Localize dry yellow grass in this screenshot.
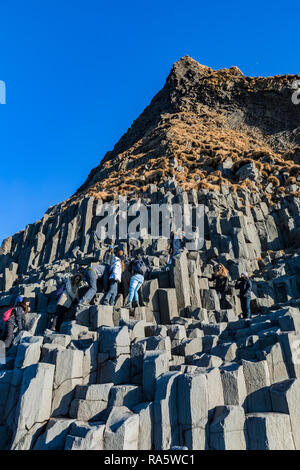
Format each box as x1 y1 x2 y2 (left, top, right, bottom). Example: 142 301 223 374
267 175 280 187
81 107 299 201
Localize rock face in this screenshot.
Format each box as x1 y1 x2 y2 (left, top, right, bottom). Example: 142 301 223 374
0 56 300 450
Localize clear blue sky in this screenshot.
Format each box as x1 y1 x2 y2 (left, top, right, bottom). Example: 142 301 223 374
0 0 299 245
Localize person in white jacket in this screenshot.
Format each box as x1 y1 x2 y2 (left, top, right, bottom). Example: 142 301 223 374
102 256 123 306
51 274 82 331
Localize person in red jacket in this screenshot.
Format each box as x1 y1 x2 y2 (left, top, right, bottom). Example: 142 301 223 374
3 297 30 349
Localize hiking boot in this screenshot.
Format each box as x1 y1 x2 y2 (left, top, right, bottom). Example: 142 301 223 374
124 302 132 309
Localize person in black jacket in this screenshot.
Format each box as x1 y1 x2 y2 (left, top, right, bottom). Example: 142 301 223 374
235 272 252 319
102 245 115 292
211 264 229 309
3 297 30 349
169 230 185 263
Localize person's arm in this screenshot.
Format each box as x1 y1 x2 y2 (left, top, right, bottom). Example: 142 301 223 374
224 277 229 291
235 279 241 289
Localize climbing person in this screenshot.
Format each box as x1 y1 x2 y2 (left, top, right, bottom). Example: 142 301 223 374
171 230 185 256
129 255 148 307
50 273 82 331
103 245 115 292
235 272 252 319
77 264 106 308
168 230 185 264
102 255 123 306
211 264 229 309
103 245 115 265
3 297 30 349
124 255 148 308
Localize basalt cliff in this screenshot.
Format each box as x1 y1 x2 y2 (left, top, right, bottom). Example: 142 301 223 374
0 56 300 451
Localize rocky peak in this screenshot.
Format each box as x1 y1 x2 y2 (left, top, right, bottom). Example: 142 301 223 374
72 57 299 204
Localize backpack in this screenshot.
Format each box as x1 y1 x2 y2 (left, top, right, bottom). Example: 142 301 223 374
3 308 14 322
132 259 147 276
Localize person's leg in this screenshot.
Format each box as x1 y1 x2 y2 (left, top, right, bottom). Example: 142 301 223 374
102 290 110 305
67 303 77 321
240 297 246 319
102 279 113 305
109 281 118 306
133 284 139 304
50 305 63 331
217 291 221 308
56 306 67 332
134 278 143 304
220 290 226 309
103 265 110 292
81 270 97 304
128 275 139 304
4 321 15 349
50 314 58 331
138 283 145 306
122 271 131 298
173 239 181 256
246 296 251 319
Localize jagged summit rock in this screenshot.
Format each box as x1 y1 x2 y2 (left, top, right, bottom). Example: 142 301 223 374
72 56 299 203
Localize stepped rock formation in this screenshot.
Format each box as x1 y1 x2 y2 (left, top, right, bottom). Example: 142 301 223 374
0 56 300 450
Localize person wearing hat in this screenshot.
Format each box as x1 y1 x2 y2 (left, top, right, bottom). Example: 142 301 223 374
235 272 252 319
3 296 30 349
